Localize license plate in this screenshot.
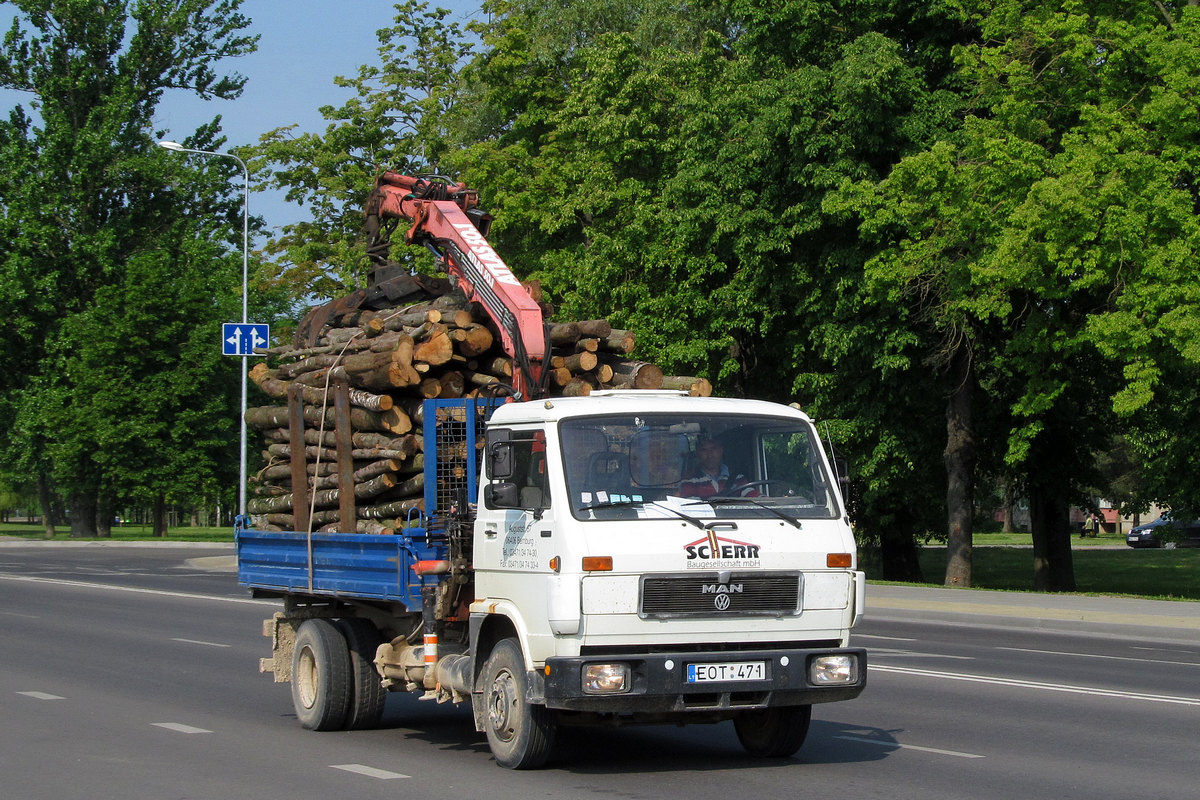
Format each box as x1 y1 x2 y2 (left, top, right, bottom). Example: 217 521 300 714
686 661 767 683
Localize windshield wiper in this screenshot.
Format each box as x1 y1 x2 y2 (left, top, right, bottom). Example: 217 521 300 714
579 498 707 529
685 497 803 529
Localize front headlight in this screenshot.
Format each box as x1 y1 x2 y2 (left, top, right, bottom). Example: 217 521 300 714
809 654 859 685
582 663 630 694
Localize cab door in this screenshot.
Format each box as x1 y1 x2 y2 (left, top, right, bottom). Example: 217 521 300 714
475 428 571 630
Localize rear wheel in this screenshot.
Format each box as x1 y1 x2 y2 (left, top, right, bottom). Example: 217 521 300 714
733 705 812 758
482 638 556 769
291 618 352 731
335 618 387 730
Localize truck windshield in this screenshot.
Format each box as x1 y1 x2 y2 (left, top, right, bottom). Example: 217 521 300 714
560 413 840 523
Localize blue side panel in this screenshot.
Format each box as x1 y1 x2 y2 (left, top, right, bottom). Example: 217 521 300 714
236 529 435 606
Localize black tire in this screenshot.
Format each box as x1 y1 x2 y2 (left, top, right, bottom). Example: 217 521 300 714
481 638 556 769
291 618 352 731
335 618 387 730
733 705 812 758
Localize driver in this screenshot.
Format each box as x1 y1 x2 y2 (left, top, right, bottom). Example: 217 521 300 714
677 436 757 499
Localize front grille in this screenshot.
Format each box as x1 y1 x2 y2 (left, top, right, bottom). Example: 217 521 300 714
640 572 802 619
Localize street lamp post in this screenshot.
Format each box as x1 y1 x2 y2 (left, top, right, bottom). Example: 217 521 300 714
158 140 252 524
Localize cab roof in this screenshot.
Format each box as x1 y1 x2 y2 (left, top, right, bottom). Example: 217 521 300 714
487 391 813 426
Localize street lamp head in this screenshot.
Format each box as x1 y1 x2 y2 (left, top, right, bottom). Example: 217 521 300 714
157 140 185 152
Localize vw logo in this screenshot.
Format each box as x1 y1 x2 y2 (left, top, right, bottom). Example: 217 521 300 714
713 593 731 611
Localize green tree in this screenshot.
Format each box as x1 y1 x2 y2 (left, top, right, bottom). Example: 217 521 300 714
250 0 476 302
832 2 1200 589
0 0 258 537
456 2 969 579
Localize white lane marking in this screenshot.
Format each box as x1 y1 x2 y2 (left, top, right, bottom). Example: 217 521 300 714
868 647 974 660
1 610 40 619
834 734 984 759
18 691 66 700
0 573 270 605
998 646 1200 667
853 634 918 642
152 723 212 734
1131 646 1195 654
871 664 1200 706
330 764 410 779
171 638 232 648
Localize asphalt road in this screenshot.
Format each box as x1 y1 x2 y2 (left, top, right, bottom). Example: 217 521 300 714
1 541 1196 799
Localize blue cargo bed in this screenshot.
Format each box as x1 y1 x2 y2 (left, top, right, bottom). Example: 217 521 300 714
237 529 433 605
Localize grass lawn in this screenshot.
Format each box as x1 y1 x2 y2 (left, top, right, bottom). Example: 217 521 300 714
0 521 234 543
892 540 1200 602
970 530 1129 548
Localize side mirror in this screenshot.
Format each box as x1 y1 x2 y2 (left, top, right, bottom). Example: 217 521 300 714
832 455 848 479
488 441 514 480
485 482 520 509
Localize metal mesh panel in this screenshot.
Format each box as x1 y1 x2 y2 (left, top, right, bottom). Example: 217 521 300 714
424 399 493 520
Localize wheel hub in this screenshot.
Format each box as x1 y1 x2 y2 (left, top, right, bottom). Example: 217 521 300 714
487 667 518 742
296 646 317 709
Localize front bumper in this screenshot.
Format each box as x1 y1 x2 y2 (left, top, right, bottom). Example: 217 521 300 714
542 646 866 714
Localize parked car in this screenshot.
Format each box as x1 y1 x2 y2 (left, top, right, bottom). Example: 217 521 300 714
1126 513 1200 549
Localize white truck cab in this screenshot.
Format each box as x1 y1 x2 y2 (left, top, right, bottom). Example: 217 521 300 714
469 391 866 766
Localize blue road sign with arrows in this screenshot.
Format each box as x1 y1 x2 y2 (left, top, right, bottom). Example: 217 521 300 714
223 323 269 356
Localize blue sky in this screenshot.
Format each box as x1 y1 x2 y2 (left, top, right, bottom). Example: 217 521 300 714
2 0 484 234
159 0 485 233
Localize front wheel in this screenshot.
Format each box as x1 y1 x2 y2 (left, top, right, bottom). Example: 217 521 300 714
733 705 812 758
481 638 556 769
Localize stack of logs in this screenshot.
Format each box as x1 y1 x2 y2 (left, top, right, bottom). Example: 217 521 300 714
245 289 712 534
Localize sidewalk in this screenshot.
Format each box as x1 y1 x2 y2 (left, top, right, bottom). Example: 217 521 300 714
867 583 1200 645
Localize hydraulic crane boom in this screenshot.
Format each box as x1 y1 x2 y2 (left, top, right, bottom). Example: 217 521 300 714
364 173 547 400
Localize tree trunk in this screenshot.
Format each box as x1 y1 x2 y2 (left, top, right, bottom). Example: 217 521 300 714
68 490 98 539
96 496 114 538
412 324 454 365
659 375 714 396
1001 483 1015 533
1028 484 1076 591
943 343 976 588
246 403 412 436
152 494 168 537
250 363 394 411
600 330 636 354
37 473 56 539
602 359 664 389
450 323 494 357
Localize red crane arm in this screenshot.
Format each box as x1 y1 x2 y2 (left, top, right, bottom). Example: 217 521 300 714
365 173 547 399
